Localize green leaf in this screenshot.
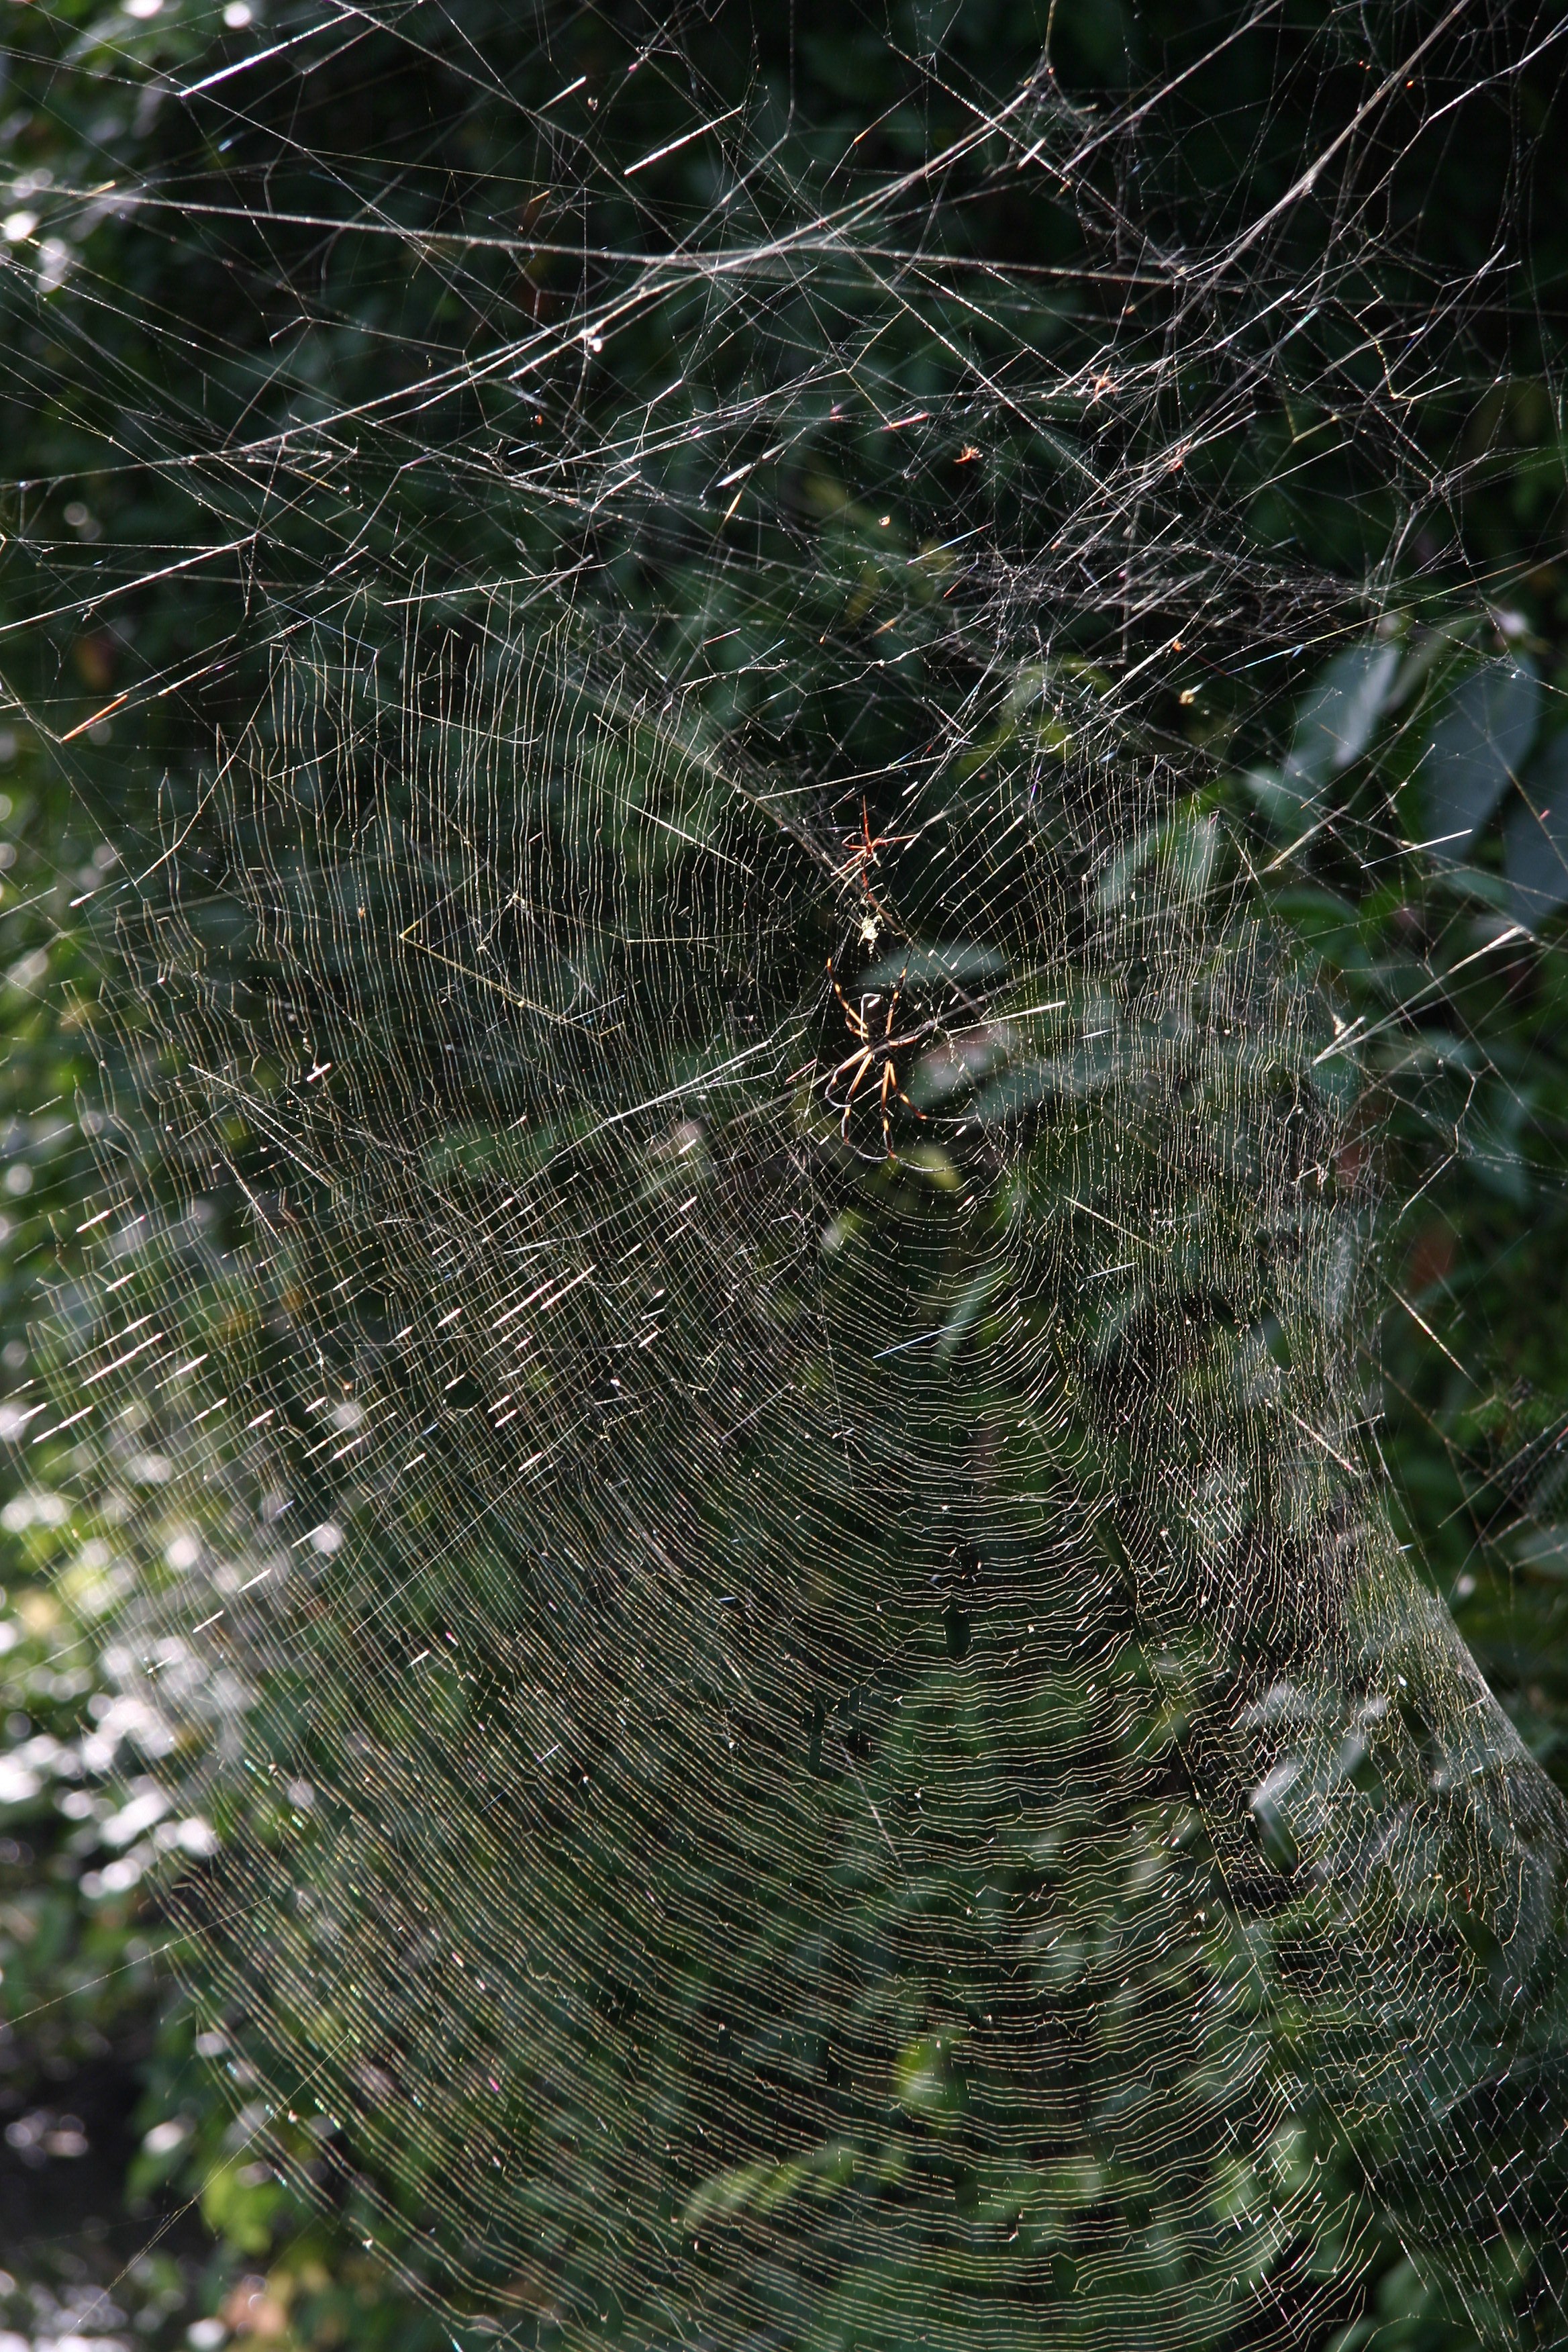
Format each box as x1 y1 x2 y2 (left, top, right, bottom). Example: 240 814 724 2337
683 2140 857 2226
1268 885 1361 964
892 2033 965 2120
1416 656 1540 863
934 1265 1003 1360
861 942 1010 989
1242 645 1400 834
1249 1763 1302 1874
1513 1526 1568 1583
1284 642 1400 789
1095 803 1220 912
1504 727 1568 924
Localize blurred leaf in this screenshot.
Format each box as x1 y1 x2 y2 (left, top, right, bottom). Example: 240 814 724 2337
891 2033 965 2120
861 942 1009 989
1249 1763 1302 1874
201 2160 285 2255
1514 1526 1568 1583
934 1265 1003 1360
1095 802 1220 911
1242 645 1400 835
1505 728 1568 925
1285 642 1400 789
1416 656 1540 863
684 2140 856 2226
1269 885 1362 965
1238 763 1306 832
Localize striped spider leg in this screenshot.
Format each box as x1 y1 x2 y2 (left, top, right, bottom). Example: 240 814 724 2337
822 955 938 1159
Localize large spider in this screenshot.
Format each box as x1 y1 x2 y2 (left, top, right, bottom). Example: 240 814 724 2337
822 955 938 1159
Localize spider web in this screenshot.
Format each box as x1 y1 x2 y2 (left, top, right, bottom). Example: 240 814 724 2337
5 1 1568 2345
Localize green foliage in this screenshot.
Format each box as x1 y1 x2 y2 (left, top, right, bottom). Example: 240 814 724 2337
0 5 1565 2351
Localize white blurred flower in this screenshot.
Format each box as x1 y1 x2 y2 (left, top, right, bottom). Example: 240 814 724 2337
0 1758 40 1805
3 1491 68 1531
101 1786 169 1847
37 238 72 295
83 1852 147 1897
309 1520 342 1554
81 1692 173 1773
1 211 37 244
153 1813 217 1857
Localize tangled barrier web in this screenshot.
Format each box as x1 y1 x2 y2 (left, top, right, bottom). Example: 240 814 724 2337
7 0 1568 2343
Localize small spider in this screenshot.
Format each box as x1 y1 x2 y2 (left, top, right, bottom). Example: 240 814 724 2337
834 796 915 892
822 955 938 1159
832 799 916 949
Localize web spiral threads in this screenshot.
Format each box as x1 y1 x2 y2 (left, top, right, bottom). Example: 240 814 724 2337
21 7 1568 2343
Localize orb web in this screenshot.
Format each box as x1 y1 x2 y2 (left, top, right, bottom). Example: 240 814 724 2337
6 2 1568 2345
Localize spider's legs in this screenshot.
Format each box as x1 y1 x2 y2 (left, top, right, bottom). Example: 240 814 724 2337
834 1048 875 1142
826 956 869 1040
881 1018 939 1056
876 1057 927 1157
825 1044 874 1095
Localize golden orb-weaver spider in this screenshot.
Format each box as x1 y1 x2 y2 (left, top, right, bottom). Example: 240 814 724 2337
822 956 938 1159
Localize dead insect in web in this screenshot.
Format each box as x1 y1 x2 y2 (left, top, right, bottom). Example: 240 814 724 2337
821 955 938 1160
